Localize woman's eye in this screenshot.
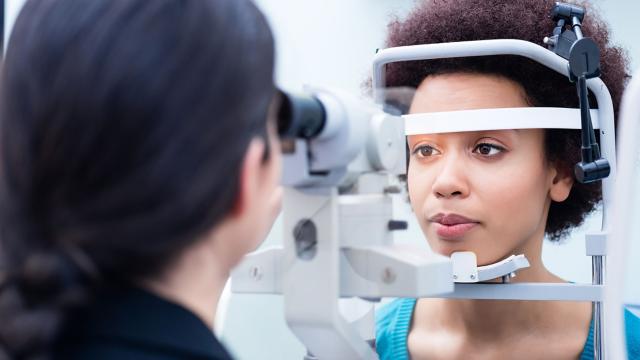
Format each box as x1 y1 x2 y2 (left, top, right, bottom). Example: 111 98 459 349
473 143 504 156
413 145 440 157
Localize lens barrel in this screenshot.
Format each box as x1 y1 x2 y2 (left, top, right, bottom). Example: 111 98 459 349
277 92 326 139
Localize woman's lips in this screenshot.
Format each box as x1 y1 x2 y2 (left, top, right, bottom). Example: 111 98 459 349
428 213 479 240
433 222 477 239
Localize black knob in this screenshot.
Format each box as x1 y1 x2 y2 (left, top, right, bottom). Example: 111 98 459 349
388 220 408 231
574 159 610 184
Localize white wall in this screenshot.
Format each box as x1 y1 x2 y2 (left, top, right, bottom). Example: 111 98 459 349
3 0 23 51
596 0 640 307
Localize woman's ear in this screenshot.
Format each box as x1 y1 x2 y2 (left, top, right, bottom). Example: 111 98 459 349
232 134 281 219
230 138 266 218
549 163 574 202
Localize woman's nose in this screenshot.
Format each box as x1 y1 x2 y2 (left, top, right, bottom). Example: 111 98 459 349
431 155 469 199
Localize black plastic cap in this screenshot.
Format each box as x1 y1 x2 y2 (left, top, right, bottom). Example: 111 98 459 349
552 2 585 22
574 158 611 184
388 220 409 231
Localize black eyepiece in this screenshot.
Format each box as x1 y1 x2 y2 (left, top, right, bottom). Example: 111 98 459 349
277 91 326 139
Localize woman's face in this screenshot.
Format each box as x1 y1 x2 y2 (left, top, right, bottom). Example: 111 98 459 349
407 73 573 265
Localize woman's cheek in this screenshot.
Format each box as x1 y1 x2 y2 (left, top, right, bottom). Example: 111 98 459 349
407 166 432 210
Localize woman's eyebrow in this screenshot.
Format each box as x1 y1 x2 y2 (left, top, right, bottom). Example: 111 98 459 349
474 129 519 143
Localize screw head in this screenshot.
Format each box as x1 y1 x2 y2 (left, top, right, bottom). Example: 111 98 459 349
250 266 262 281
382 267 396 284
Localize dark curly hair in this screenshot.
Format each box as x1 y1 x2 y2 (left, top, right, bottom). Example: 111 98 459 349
384 0 630 240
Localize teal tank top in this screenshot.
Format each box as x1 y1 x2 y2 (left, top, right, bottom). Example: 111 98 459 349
375 298 640 359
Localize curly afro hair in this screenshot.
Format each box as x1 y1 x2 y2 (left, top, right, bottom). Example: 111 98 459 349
384 0 630 241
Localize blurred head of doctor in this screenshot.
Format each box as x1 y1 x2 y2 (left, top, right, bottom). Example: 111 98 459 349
0 0 280 357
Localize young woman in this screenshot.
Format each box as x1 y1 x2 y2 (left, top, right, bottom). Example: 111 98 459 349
375 0 639 359
0 0 281 359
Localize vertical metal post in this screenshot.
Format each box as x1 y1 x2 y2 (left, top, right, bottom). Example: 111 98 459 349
593 255 605 360
283 188 378 360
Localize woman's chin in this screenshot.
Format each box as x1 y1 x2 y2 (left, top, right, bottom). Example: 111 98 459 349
429 240 508 266
428 233 473 250
428 241 473 257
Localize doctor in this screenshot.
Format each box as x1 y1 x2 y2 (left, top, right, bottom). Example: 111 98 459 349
0 0 281 359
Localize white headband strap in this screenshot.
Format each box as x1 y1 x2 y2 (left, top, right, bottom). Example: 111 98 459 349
403 107 599 135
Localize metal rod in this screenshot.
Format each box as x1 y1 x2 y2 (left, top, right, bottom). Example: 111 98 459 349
593 255 605 360
432 283 603 302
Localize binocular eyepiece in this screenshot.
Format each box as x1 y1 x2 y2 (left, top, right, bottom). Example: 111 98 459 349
552 2 585 23
277 91 326 139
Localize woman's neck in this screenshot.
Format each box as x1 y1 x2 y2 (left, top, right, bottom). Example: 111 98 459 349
415 234 586 340
432 263 565 337
140 234 230 332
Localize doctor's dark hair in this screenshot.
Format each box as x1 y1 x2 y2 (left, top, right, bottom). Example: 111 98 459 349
0 0 275 358
384 0 629 241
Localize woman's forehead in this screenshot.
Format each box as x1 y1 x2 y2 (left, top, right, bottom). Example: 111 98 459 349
409 73 530 114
